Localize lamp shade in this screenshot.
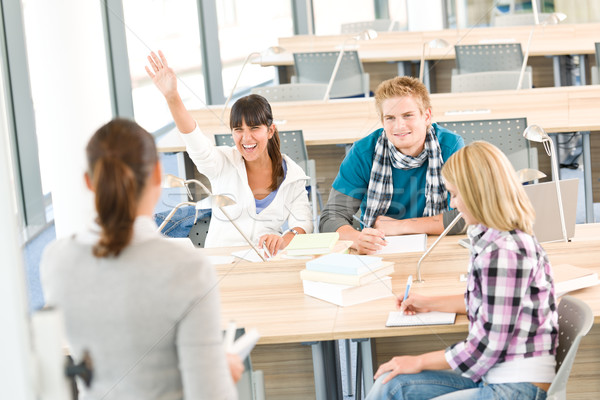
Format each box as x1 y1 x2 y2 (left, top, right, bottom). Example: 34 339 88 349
523 124 551 143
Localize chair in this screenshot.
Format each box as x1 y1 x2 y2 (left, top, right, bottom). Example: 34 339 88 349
450 70 532 92
187 213 211 248
592 42 599 85
437 118 538 172
291 51 370 98
250 83 327 102
214 130 321 232
454 43 524 74
340 19 398 34
546 295 593 400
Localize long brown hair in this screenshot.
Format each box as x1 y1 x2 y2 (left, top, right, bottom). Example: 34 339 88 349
229 94 284 191
86 119 158 257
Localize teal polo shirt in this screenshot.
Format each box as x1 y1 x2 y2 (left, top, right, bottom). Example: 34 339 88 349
332 123 464 220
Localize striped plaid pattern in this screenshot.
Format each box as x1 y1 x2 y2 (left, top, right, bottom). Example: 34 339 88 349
363 126 448 227
445 224 559 382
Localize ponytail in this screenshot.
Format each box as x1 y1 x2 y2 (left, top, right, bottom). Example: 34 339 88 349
91 157 138 257
267 125 284 191
86 119 158 258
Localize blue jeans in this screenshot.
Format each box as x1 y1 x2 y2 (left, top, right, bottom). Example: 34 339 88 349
365 370 547 400
154 205 211 238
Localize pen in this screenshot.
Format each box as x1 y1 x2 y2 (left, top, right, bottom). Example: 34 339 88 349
403 275 413 302
352 214 371 229
262 241 272 259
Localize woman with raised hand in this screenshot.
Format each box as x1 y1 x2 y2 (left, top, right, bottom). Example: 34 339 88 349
366 141 558 400
41 119 241 399
146 51 312 256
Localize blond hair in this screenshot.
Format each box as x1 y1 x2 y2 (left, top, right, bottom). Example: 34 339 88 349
374 76 432 120
441 141 535 234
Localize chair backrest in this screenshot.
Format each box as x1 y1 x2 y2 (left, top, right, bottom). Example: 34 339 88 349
437 118 537 171
187 213 211 248
546 295 594 400
340 19 397 33
451 70 532 92
454 43 523 74
492 12 555 26
251 83 327 102
214 130 310 174
293 51 367 98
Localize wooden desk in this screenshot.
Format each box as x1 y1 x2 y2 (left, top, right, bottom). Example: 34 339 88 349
157 85 600 220
259 23 600 66
206 224 600 399
258 23 600 91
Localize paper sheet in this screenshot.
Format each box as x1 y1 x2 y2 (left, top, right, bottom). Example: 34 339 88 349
376 234 427 255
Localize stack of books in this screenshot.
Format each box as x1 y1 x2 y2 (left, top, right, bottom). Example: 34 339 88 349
300 253 395 307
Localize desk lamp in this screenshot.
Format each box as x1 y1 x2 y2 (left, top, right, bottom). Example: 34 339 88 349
418 38 449 83
220 46 286 120
517 12 567 90
323 29 378 101
414 212 463 283
516 168 546 183
159 174 266 260
523 124 568 242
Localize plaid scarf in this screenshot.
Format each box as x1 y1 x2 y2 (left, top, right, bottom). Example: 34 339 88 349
362 127 448 227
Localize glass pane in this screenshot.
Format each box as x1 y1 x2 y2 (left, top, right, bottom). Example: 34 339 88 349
313 0 375 35
123 0 206 132
217 0 293 99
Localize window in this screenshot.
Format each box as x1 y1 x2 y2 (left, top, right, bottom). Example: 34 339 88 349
122 0 206 132
217 0 293 98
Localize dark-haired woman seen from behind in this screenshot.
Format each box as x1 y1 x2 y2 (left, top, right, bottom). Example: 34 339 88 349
146 50 312 256
41 119 240 399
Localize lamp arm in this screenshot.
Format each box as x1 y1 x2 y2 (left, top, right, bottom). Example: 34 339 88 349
547 138 568 242
418 42 428 82
218 206 266 261
415 212 463 283
185 178 212 196
220 52 260 120
517 25 535 90
157 201 196 233
323 45 347 101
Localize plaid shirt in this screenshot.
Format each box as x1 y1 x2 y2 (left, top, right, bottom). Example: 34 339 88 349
445 224 559 382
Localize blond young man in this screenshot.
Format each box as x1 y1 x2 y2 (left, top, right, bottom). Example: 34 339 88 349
319 76 465 254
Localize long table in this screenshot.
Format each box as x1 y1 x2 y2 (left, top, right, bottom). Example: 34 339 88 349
257 23 600 66
203 224 600 399
157 85 600 221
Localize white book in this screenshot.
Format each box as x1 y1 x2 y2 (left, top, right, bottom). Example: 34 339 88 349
553 264 599 297
302 276 393 307
386 311 456 327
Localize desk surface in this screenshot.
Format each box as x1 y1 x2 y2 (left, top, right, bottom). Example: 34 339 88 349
205 223 600 346
157 85 600 152
256 23 600 67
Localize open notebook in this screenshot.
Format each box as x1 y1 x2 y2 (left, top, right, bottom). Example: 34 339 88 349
386 311 456 327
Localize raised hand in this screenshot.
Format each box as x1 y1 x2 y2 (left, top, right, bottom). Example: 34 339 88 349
145 50 178 99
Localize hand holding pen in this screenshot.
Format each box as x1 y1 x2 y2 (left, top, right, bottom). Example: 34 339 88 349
352 214 387 254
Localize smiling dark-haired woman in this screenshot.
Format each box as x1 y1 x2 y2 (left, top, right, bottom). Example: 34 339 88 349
146 50 312 256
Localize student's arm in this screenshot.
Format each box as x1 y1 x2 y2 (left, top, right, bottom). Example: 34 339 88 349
398 292 465 315
373 209 466 236
145 50 196 134
319 188 386 255
374 350 450 384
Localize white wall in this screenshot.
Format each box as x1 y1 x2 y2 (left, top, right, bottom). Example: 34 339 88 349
23 0 113 238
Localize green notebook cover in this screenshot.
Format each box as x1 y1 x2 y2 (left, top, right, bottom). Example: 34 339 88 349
286 232 340 255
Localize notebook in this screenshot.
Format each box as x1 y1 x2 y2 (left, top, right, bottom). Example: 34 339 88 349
285 232 340 256
376 234 427 255
523 178 578 243
386 311 456 327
